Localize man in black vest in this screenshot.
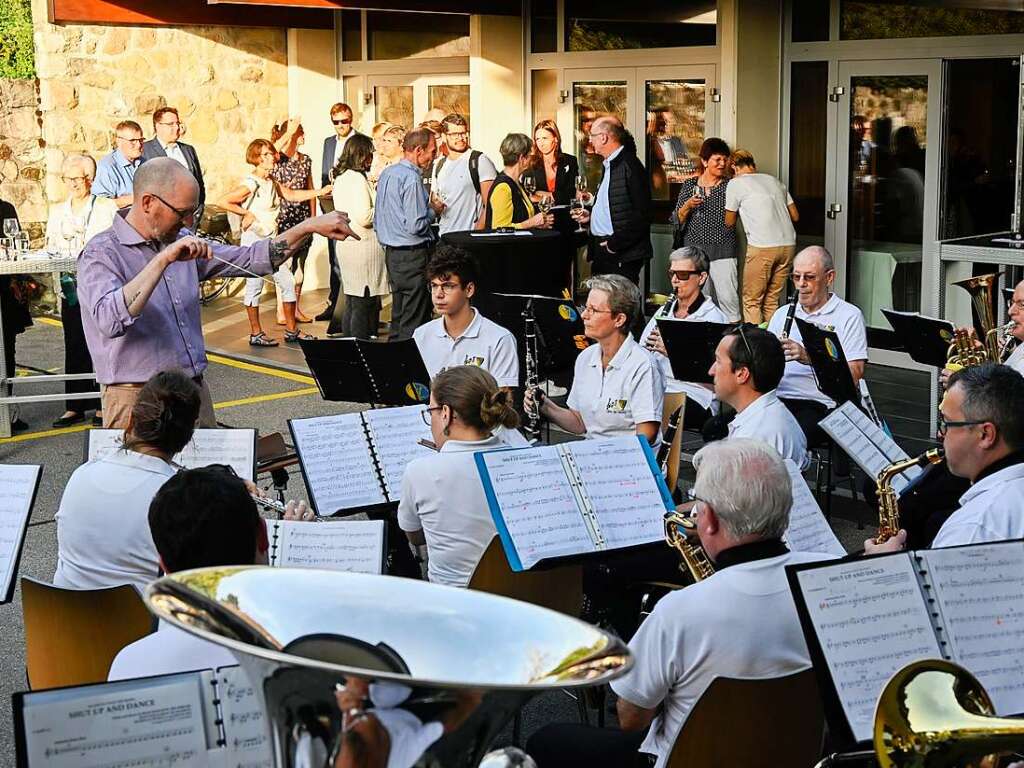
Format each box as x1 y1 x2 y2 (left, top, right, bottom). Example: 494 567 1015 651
572 116 652 286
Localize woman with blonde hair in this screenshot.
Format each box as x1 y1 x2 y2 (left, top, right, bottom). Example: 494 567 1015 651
368 121 394 184
397 365 520 587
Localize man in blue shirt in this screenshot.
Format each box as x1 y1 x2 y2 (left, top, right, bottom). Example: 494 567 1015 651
92 120 145 208
375 128 442 340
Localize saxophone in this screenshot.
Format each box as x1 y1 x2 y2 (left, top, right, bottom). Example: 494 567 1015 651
664 511 715 582
874 448 944 544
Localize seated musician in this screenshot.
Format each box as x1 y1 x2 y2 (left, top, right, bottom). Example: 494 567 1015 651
413 245 518 387
867 363 1024 553
109 465 311 680
1005 278 1024 374
526 439 835 768
398 366 519 587
766 246 867 442
710 325 809 469
528 274 663 445
639 245 725 430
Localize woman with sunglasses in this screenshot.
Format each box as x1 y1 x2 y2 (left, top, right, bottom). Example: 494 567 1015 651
639 246 726 431
527 274 663 446
397 365 520 588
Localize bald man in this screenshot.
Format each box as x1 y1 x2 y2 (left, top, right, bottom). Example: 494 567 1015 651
78 158 358 427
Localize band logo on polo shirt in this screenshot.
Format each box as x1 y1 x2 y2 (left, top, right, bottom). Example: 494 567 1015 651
463 355 485 367
606 398 628 413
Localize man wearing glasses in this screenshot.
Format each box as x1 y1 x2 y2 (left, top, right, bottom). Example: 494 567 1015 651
866 363 1024 554
998 278 1023 374
140 107 206 215
93 120 145 208
318 102 362 321
77 158 358 429
430 114 497 235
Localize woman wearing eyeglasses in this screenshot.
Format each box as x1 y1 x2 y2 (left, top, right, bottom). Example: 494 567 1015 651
639 246 726 432
397 365 520 587
526 274 663 446
218 139 330 347
44 153 118 428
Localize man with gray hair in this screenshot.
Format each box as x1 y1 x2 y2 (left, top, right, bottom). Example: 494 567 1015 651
527 438 835 768
78 157 358 428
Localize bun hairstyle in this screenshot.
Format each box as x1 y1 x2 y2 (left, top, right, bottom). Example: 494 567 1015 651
123 370 202 456
432 366 520 433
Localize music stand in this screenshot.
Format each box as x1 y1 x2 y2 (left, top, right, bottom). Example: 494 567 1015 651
657 319 734 385
794 318 860 407
881 309 954 368
298 337 431 406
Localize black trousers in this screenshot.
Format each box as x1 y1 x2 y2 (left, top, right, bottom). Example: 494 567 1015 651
326 239 342 308
779 398 830 446
385 245 432 341
589 239 643 286
61 297 99 414
526 723 649 768
342 288 380 340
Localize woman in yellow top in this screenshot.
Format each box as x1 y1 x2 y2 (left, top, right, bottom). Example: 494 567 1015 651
484 133 553 230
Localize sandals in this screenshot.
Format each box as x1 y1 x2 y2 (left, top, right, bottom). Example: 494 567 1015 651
285 329 317 343
249 332 279 347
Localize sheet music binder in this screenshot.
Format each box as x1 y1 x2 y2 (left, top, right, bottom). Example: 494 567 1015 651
656 319 733 384
786 540 1024 748
880 309 956 368
299 337 432 406
794 317 860 406
14 665 273 767
85 429 258 480
0 464 42 605
267 518 387 574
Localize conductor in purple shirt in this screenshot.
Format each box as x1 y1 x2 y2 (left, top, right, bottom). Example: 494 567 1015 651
77 158 358 429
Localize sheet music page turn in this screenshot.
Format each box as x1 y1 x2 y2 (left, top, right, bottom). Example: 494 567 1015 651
363 405 434 501
290 414 386 513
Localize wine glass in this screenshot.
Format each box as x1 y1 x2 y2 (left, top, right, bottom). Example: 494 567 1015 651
691 184 704 218
570 197 586 234
523 176 536 198
61 218 84 258
3 219 19 240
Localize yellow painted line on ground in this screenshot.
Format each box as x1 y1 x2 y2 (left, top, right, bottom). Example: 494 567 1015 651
0 422 93 444
36 316 62 328
207 353 315 385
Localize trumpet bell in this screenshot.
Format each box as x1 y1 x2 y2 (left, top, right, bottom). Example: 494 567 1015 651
145 566 631 767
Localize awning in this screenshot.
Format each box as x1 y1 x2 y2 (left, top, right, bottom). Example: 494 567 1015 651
207 0 520 14
49 0 334 27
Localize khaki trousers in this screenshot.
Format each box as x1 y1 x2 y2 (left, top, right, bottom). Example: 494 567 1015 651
102 378 216 429
742 244 796 325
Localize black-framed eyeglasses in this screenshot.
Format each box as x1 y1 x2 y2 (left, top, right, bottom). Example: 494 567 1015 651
420 406 443 426
149 192 199 222
668 269 700 282
116 136 145 144
937 416 987 437
333 118 353 126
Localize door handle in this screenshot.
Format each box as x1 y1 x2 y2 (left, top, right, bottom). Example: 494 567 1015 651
827 202 842 220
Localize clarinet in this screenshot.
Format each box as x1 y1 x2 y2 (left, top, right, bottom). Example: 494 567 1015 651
656 405 684 475
523 299 541 442
781 296 799 339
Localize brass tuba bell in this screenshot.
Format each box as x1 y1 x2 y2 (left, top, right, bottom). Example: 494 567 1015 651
948 273 1003 367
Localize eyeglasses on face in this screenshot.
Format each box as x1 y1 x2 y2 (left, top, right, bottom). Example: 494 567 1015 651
420 405 443 426
149 192 199 222
578 304 615 316
429 281 462 295
937 416 987 437
333 118 353 125
116 136 145 144
1008 299 1024 312
668 269 700 282
157 121 182 128
62 175 89 183
445 130 469 138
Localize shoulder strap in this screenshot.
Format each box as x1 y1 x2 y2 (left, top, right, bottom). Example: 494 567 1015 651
433 156 446 183
469 150 481 195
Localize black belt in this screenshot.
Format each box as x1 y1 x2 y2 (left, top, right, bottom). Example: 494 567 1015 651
386 242 432 251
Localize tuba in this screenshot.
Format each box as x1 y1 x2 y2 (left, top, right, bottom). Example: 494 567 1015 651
144 567 630 768
664 512 715 582
947 273 1002 368
874 448 944 544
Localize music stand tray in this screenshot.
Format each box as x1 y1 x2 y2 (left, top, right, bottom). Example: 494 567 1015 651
880 309 954 368
299 337 431 406
794 317 859 407
484 292 589 381
657 319 733 385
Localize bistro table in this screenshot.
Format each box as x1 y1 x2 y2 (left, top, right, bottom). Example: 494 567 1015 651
440 229 570 299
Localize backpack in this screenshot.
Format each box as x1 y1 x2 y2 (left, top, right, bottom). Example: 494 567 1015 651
433 150 482 195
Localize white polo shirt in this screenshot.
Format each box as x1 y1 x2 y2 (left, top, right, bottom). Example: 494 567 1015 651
610 549 835 768
54 450 176 591
767 293 868 408
397 434 502 587
728 389 809 469
109 621 237 681
413 308 519 387
639 296 726 411
931 461 1024 548
1004 343 1024 376
567 335 665 444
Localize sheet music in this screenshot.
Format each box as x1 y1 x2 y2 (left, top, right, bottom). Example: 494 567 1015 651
568 437 666 548
19 674 211 767
290 414 386 514
920 544 1024 716
218 666 273 768
479 447 593 570
795 555 941 742
819 402 918 495
88 429 256 480
782 460 846 557
363 405 434 501
0 464 39 602
273 520 385 574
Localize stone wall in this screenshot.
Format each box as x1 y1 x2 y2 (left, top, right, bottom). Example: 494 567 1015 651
0 78 46 240
26 0 291 231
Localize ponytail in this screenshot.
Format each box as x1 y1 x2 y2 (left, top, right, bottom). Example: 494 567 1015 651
432 365 520 433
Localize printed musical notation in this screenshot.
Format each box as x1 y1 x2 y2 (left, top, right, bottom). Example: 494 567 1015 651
819 402 919 495
364 405 434 500
88 429 256 480
219 666 274 768
0 465 40 603
272 519 385 574
796 555 941 742
290 414 386 513
782 460 846 557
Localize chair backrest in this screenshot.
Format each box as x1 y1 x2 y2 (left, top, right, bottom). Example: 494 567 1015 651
22 577 155 690
467 537 583 617
661 392 687 495
666 668 823 768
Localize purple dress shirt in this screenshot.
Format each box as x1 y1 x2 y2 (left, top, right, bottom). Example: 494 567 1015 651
78 211 273 384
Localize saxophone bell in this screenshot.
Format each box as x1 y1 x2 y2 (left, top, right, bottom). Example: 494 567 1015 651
873 448 944 544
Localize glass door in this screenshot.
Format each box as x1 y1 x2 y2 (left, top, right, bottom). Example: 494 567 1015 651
366 74 470 131
833 60 941 339
558 70 630 193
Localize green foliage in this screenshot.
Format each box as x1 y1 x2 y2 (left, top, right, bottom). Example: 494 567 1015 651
0 0 35 79
843 2 1024 41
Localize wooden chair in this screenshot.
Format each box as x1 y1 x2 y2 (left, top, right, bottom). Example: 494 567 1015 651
467 537 583 618
665 669 824 768
660 392 687 495
22 577 155 690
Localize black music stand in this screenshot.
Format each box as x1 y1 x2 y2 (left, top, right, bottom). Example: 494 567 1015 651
794 318 860 407
298 337 431 406
657 319 733 384
881 309 955 368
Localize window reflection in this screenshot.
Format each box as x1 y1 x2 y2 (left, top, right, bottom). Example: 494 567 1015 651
429 85 470 118
573 82 627 192
375 85 414 129
646 80 704 202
